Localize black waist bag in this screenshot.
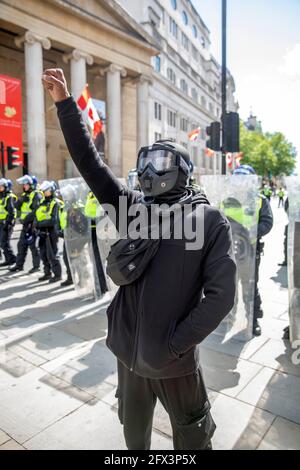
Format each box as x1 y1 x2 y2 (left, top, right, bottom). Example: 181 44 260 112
106 236 161 286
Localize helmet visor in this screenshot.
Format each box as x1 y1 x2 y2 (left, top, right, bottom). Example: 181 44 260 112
138 149 179 173
17 175 33 185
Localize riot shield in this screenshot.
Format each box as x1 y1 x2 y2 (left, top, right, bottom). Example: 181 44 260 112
59 178 94 299
200 175 260 341
59 178 115 300
285 177 300 341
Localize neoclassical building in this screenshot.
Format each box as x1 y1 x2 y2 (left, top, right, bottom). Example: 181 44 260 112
0 0 158 183
119 0 238 176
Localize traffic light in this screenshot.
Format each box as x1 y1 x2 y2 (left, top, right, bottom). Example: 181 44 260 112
206 122 221 151
224 112 240 153
7 146 20 170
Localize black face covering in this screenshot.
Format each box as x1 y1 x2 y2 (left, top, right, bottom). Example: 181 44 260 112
140 168 189 205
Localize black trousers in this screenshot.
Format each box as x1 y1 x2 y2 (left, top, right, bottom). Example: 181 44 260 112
0 223 16 264
63 240 72 280
116 360 215 450
254 249 262 320
16 227 40 269
39 232 62 277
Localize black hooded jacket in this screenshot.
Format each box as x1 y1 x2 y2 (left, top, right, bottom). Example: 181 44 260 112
56 96 236 379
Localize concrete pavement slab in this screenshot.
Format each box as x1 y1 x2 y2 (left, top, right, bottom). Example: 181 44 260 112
257 417 300 450
0 439 25 450
200 347 263 397
237 368 300 424
0 367 91 443
0 429 10 446
25 398 173 450
249 338 300 377
210 393 275 450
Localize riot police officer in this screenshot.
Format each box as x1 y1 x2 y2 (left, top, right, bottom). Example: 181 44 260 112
0 178 17 267
233 165 273 336
35 181 62 283
10 175 42 273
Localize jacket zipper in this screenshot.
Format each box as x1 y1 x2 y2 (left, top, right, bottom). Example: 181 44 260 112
130 276 147 372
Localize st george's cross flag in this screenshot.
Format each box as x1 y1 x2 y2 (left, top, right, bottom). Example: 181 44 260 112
77 85 102 138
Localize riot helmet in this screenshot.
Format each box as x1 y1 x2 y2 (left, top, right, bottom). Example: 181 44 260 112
137 139 190 199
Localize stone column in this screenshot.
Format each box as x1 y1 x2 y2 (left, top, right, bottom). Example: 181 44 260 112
137 75 152 151
15 31 51 180
63 49 93 100
63 50 93 175
101 64 126 177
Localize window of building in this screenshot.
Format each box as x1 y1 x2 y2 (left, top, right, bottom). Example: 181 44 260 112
201 96 206 108
167 110 177 128
209 102 214 114
181 32 189 51
154 102 162 121
182 11 188 25
200 36 206 48
191 88 198 102
154 55 161 73
167 67 176 85
180 79 188 95
192 45 199 61
169 17 178 39
192 25 198 38
171 0 177 10
155 132 162 142
64 159 73 179
180 117 189 132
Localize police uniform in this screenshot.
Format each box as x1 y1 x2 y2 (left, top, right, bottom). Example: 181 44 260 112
0 184 17 266
12 188 42 271
223 193 273 334
35 193 62 281
84 191 108 295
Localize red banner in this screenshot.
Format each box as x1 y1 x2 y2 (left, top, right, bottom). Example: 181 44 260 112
0 74 23 167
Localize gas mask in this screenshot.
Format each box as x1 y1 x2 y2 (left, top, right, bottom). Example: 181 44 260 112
137 141 190 199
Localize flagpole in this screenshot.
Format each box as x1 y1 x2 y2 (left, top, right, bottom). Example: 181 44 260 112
221 0 227 175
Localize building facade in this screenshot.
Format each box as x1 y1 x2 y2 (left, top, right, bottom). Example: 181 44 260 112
119 0 238 176
0 0 158 184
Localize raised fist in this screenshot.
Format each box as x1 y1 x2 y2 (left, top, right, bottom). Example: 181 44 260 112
42 68 70 103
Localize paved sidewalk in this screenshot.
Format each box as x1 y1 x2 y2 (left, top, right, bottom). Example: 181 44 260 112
0 201 299 450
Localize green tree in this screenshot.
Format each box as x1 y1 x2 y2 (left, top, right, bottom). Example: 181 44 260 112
240 123 297 176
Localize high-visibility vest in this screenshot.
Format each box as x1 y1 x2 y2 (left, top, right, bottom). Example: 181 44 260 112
58 201 67 230
84 192 102 219
20 191 38 220
0 193 17 221
222 197 262 230
279 190 285 198
35 198 61 223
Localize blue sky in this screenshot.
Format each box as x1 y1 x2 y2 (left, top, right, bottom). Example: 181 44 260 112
193 0 300 172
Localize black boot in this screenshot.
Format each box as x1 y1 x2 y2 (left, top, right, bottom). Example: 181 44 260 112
49 275 62 284
60 278 73 287
38 273 52 281
9 265 23 272
28 267 40 274
0 261 9 267
283 326 290 340
253 320 262 336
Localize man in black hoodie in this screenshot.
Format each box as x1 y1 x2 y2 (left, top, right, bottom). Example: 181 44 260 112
42 69 236 450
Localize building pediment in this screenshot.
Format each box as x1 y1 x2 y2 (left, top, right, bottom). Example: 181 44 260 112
48 0 159 53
